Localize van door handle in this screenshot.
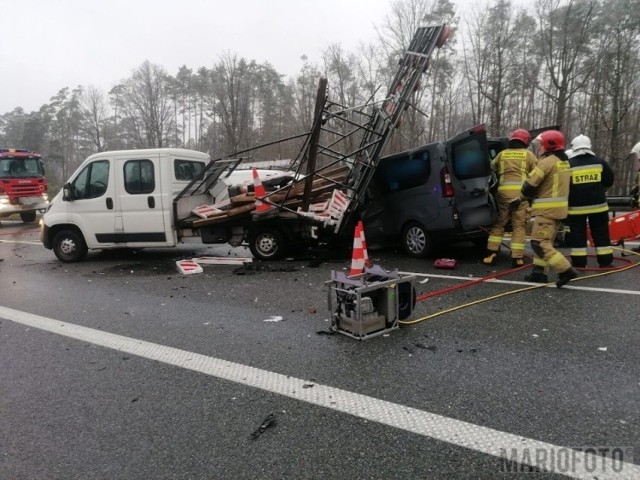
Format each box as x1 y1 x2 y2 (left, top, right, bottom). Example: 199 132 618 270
106 197 113 209
148 196 155 208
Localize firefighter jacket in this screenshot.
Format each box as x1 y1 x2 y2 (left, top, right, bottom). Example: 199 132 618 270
567 153 614 215
490 148 538 201
522 153 571 220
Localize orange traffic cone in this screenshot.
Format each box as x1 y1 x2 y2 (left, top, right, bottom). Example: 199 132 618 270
349 221 366 277
253 168 272 215
359 221 373 269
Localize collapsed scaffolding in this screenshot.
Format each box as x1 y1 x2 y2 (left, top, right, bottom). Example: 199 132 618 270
174 24 452 250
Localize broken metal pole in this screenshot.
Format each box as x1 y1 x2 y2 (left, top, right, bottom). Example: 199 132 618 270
302 77 328 210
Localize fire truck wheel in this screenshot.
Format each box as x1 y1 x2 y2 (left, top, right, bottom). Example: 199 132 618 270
20 211 37 223
401 222 432 258
248 227 287 261
53 229 88 262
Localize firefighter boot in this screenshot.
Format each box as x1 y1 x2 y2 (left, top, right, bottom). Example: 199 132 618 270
483 250 498 266
511 258 525 268
556 268 578 288
524 267 548 283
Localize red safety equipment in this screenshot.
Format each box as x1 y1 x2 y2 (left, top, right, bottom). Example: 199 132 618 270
252 168 272 214
539 130 565 154
509 129 530 146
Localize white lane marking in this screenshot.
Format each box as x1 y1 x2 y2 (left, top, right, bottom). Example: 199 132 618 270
0 305 637 479
399 271 640 296
0 239 41 245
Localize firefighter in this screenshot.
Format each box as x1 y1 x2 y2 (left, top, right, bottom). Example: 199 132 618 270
566 134 614 267
508 130 578 287
483 129 538 267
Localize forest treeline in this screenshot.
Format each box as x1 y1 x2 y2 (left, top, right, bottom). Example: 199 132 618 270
1 0 639 193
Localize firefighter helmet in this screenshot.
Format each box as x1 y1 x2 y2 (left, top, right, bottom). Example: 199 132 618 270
565 149 574 158
539 130 565 155
631 142 640 157
509 129 531 146
570 134 594 156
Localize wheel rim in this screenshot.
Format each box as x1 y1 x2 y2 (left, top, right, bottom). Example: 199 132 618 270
256 233 278 257
59 237 77 257
406 226 426 254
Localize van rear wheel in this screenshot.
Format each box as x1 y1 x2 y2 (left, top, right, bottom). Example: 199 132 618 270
402 222 431 258
248 226 287 260
53 229 88 262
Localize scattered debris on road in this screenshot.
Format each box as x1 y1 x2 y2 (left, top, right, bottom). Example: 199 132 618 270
250 413 276 439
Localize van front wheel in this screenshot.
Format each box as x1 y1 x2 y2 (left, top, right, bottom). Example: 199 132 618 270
53 229 88 262
402 222 431 258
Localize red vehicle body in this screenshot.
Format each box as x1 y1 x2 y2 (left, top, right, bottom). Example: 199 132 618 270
0 148 49 223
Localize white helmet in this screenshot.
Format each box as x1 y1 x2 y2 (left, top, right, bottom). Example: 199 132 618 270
570 134 594 156
565 149 574 158
631 141 640 157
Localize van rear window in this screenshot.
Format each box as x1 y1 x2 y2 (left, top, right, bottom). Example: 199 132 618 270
451 139 489 179
376 151 430 192
175 159 205 181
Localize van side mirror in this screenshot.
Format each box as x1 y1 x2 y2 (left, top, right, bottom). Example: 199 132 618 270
62 183 74 201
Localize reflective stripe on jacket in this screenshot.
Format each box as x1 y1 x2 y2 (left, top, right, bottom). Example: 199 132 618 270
525 153 571 219
491 148 537 200
568 153 614 215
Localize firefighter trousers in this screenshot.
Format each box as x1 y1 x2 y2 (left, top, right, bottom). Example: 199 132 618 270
530 216 572 274
486 200 528 258
566 211 613 267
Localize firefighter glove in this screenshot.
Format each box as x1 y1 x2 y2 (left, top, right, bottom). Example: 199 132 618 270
507 198 522 214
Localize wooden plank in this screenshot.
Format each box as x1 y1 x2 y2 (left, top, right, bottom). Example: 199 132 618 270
192 203 255 227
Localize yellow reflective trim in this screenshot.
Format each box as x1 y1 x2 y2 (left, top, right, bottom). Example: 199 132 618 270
570 249 588 256
488 236 502 243
571 164 602 172
533 258 547 267
572 170 601 184
498 185 523 191
596 247 613 255
532 201 568 209
531 166 544 178
568 204 609 215
548 252 567 267
557 161 571 172
511 242 525 249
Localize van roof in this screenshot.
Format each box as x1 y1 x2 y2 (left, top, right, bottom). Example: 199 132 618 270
85 148 210 162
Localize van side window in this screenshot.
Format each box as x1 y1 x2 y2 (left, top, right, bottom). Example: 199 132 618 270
376 151 431 192
124 160 155 194
71 160 110 199
451 139 489 179
175 159 205 181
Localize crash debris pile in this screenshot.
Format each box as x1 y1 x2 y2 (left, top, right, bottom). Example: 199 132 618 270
186 165 350 228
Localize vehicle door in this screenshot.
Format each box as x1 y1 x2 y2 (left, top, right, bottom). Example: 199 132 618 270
445 125 496 231
66 156 117 247
115 154 167 244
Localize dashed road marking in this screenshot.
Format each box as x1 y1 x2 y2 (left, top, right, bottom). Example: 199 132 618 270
0 305 637 479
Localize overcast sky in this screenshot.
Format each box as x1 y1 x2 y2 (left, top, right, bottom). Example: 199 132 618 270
1 0 410 113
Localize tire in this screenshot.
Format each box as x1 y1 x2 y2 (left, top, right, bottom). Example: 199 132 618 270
398 282 417 320
248 227 287 260
401 222 431 258
53 229 88 262
20 211 37 223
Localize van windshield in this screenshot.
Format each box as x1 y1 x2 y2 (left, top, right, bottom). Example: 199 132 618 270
376 150 431 192
450 139 489 180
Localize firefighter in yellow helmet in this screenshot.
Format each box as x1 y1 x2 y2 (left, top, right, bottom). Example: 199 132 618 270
566 134 614 267
508 130 578 287
483 129 538 267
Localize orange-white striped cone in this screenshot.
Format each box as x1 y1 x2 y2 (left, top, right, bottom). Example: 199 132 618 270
349 221 366 277
252 168 272 214
359 221 373 269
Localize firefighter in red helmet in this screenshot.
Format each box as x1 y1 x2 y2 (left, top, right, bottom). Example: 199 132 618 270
483 129 538 267
508 130 578 287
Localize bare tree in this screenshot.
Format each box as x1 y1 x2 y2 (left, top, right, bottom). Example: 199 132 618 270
80 85 108 152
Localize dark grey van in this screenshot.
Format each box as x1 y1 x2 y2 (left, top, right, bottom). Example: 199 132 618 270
361 125 497 257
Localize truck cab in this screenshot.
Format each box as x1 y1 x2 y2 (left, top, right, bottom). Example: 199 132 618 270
41 148 211 262
0 148 49 223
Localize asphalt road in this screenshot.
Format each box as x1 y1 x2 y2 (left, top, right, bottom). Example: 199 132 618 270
1 219 639 479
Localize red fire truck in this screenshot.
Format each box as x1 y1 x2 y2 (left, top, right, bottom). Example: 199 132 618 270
0 148 49 223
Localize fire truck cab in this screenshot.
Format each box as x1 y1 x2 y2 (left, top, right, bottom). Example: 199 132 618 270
0 148 49 223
